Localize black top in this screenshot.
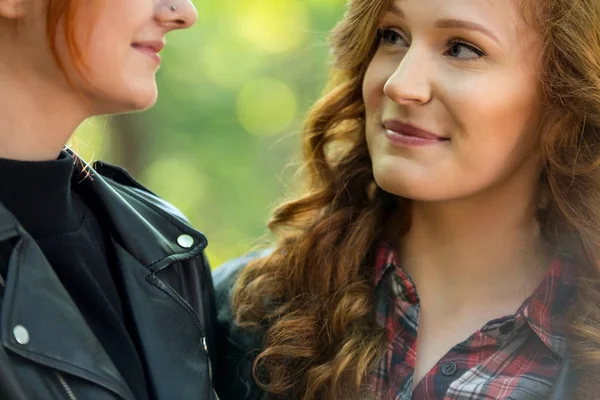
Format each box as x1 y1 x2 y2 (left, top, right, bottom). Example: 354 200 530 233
0 151 149 399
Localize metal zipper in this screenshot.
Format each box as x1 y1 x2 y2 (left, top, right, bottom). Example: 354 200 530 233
202 337 219 400
55 371 77 400
202 337 213 380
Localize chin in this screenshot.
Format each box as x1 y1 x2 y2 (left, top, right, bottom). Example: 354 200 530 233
90 84 158 115
114 91 158 114
125 83 159 111
131 92 158 111
373 167 446 202
374 170 489 203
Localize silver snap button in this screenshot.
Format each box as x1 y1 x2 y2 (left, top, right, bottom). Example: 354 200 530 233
13 325 30 345
177 234 194 248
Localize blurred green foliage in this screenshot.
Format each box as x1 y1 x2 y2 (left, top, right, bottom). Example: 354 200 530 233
71 0 346 267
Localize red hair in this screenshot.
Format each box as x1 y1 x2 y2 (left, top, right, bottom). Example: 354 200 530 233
45 0 87 76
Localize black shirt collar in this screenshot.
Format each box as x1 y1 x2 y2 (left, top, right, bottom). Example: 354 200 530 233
0 150 83 238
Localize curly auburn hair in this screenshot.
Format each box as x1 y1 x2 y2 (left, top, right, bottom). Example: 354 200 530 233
232 0 600 398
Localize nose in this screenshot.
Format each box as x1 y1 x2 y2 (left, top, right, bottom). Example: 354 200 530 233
383 46 432 106
155 0 198 30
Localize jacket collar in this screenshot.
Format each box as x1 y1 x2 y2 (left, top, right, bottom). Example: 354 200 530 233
87 157 207 271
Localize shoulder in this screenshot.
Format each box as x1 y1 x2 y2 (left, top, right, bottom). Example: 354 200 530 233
212 250 272 341
92 160 191 224
213 250 272 341
212 251 272 400
213 251 271 299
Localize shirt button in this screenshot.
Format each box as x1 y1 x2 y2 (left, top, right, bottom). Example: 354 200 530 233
13 325 30 345
441 361 457 377
177 234 194 248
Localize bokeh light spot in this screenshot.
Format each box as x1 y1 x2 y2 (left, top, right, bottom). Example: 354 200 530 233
142 155 206 216
236 78 297 136
236 0 309 53
199 39 263 88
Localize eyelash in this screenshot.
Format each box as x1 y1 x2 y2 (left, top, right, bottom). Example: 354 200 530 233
448 39 486 58
376 27 487 60
377 28 404 46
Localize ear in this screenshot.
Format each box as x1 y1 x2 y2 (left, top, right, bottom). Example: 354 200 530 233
0 0 25 19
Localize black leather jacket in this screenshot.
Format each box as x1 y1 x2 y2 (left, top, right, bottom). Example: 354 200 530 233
213 253 578 400
0 160 217 400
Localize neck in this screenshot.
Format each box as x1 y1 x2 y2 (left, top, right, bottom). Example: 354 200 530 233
0 56 87 161
401 174 548 306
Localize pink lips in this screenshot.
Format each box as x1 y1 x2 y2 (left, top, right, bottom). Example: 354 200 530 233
383 120 448 147
131 41 165 64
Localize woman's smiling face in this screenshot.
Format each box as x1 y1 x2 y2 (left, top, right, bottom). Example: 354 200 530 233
61 0 198 114
6 0 198 116
363 0 545 202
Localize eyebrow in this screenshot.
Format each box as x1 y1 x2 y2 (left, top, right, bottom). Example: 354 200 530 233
387 4 500 45
389 4 405 18
434 19 500 44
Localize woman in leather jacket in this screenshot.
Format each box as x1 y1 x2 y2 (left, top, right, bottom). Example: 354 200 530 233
0 1 217 399
214 0 600 399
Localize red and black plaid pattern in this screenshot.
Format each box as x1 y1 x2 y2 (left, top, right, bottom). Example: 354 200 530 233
369 243 576 400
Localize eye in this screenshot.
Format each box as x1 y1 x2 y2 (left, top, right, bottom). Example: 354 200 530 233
445 40 486 60
378 28 408 47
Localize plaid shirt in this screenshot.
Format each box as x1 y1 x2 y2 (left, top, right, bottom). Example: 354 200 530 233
369 243 576 400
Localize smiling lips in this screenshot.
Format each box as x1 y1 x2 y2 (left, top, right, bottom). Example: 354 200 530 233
383 120 449 147
131 41 165 63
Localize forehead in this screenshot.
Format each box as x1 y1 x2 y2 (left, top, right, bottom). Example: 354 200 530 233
385 0 529 35
384 0 540 54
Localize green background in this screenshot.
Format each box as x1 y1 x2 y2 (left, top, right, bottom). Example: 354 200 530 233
72 0 346 267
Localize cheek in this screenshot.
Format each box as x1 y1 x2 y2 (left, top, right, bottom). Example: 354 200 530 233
426 76 543 205
362 64 380 119
71 0 153 77
362 56 394 117
363 62 385 161
65 2 158 112
443 72 542 169
366 66 543 201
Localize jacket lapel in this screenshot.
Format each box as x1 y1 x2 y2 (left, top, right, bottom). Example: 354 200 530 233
87 162 207 271
85 165 213 399
0 204 135 400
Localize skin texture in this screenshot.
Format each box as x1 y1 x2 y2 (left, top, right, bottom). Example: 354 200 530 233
0 0 197 161
362 0 548 387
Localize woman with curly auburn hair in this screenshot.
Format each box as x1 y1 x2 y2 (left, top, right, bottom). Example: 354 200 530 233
214 0 600 398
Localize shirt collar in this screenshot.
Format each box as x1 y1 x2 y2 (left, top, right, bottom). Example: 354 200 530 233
373 242 399 287
372 242 577 357
521 256 577 356
373 243 419 305
0 150 80 238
